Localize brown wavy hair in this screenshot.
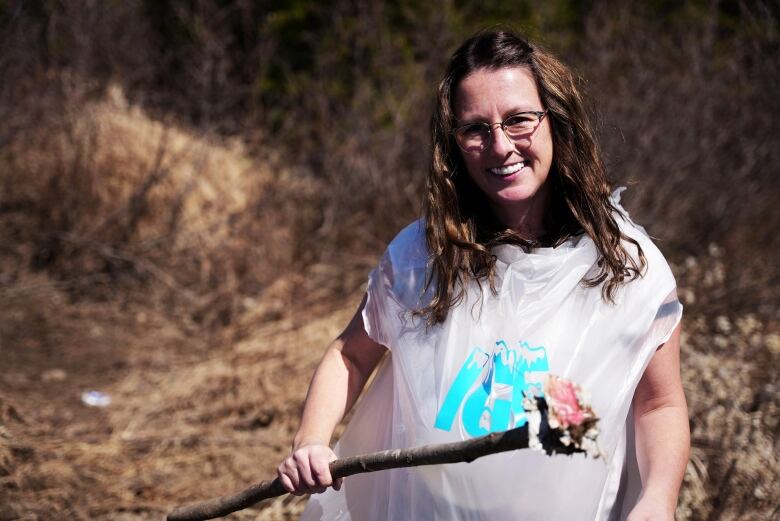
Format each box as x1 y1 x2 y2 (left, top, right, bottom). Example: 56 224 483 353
417 30 646 326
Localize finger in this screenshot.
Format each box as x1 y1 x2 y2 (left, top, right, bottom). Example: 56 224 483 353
278 472 295 494
283 459 302 492
293 451 317 490
322 450 341 490
310 457 333 487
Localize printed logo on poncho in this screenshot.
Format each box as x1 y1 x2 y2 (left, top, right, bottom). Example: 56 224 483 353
434 340 549 436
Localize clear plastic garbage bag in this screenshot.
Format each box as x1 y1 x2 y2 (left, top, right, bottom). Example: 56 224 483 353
302 193 682 521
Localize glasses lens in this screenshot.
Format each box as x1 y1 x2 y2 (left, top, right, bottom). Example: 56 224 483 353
503 113 538 138
456 124 489 152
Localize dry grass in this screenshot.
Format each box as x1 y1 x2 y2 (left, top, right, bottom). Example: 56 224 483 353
1 94 777 520
0 258 360 520
0 90 367 520
672 250 779 520
0 81 362 331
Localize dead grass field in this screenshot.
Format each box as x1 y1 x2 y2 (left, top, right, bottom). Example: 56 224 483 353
1 90 777 521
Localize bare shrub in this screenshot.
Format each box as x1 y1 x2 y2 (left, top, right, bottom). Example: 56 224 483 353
580 2 780 313
673 247 779 520
0 81 299 328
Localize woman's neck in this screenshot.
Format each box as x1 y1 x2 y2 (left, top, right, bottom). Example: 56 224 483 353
491 186 551 241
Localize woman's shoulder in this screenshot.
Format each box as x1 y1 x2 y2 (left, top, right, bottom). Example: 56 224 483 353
372 218 432 311
384 218 429 271
609 189 676 290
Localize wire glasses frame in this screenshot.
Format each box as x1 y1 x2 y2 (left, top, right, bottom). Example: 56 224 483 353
452 110 548 154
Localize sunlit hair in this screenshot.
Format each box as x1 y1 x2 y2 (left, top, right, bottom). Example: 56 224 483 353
417 30 646 326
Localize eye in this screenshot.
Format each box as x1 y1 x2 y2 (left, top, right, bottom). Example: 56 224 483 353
454 123 491 152
460 123 489 138
504 113 537 128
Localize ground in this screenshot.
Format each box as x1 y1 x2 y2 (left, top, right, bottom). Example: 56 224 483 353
0 277 360 520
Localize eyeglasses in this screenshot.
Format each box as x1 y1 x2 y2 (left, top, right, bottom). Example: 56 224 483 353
452 110 548 154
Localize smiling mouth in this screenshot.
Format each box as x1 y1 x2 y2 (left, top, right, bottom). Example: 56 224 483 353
488 161 526 177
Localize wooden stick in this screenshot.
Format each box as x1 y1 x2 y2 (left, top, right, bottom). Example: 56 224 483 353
167 401 580 521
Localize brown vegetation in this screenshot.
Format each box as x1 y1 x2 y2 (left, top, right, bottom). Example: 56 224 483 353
1 1 778 520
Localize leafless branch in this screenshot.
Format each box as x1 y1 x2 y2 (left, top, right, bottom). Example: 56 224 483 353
167 401 583 521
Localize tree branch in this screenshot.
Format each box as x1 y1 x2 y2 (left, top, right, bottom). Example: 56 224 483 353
167 393 592 521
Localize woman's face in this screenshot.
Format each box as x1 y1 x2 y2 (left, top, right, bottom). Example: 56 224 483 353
453 66 554 230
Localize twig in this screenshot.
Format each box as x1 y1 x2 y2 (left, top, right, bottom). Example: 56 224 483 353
167 398 583 521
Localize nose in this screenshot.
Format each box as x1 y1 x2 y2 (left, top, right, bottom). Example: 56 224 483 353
487 124 516 156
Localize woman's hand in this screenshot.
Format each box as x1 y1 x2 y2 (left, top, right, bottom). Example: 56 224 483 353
277 442 343 496
626 495 676 521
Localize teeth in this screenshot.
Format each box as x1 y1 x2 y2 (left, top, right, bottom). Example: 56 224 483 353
489 162 525 176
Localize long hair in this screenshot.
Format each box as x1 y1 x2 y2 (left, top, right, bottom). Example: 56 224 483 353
417 31 646 326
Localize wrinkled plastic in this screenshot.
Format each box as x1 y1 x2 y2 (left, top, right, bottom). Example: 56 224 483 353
81 390 111 407
302 193 682 521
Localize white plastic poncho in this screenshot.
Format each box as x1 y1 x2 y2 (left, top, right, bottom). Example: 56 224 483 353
301 192 683 521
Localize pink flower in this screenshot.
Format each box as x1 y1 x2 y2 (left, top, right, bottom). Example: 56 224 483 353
544 375 591 429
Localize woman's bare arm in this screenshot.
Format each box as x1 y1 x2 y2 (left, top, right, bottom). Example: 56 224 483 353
293 294 387 447
278 294 388 495
628 322 690 521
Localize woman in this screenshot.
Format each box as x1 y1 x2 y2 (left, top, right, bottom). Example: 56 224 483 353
278 31 689 521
